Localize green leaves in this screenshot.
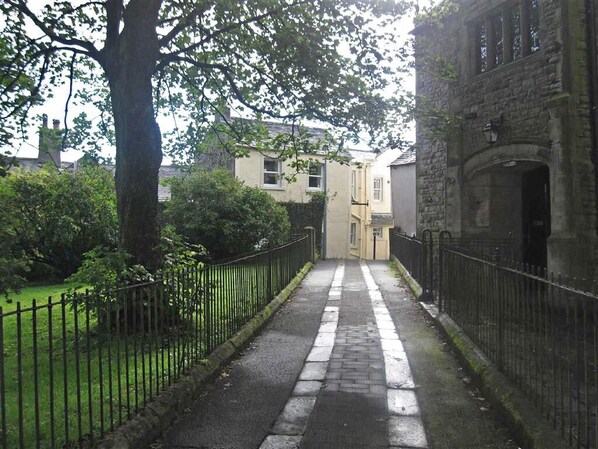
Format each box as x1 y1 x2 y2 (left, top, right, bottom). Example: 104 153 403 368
164 168 291 259
1 0 417 269
2 0 417 165
150 0 417 157
0 165 118 282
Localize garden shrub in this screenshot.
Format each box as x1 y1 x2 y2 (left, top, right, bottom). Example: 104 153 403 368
0 165 117 290
164 168 290 260
66 225 207 332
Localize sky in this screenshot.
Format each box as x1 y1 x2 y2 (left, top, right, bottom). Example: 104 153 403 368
4 1 433 164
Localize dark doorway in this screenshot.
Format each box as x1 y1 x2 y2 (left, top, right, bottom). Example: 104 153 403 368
522 165 550 268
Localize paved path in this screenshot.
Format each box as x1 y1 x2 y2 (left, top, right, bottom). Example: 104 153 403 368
160 260 519 449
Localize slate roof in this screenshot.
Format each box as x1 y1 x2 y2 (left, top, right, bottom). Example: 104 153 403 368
390 146 416 166
236 119 353 158
13 157 77 171
13 157 186 202
371 213 394 226
254 120 329 142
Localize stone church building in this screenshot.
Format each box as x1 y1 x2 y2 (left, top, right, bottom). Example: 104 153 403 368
413 0 598 278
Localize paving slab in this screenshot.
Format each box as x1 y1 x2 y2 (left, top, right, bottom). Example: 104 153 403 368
272 397 317 435
299 362 328 381
292 381 322 397
313 332 335 346
388 416 428 448
306 345 333 362
260 435 302 449
387 389 421 416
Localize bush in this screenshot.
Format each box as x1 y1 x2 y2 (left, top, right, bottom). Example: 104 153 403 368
66 226 206 331
164 168 290 259
0 165 118 283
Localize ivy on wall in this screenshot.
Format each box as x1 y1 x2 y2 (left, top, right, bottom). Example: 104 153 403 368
280 192 325 251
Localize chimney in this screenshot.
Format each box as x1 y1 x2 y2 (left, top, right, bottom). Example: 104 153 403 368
37 115 62 167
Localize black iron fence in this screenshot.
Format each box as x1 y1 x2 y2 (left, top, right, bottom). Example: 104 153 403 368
440 242 598 449
392 229 598 448
391 230 518 302
445 232 515 263
389 230 433 300
0 235 312 449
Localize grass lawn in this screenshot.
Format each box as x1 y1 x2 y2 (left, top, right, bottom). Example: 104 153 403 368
0 262 289 449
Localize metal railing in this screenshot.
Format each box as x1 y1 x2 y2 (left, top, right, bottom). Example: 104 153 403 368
390 230 433 300
0 235 311 449
440 242 598 449
442 232 516 263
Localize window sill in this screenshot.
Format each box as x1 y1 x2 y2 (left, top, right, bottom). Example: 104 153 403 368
262 185 285 191
472 51 541 79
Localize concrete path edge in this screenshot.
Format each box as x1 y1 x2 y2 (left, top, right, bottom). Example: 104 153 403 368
391 256 570 449
93 262 314 449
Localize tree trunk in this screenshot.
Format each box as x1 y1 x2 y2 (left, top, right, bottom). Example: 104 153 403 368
102 1 163 270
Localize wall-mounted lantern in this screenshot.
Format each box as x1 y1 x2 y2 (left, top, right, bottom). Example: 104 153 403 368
483 118 501 145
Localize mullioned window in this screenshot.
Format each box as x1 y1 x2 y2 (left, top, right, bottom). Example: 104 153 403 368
474 0 540 74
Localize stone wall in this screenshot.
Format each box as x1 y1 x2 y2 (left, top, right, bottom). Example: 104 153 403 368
415 0 598 278
414 18 454 234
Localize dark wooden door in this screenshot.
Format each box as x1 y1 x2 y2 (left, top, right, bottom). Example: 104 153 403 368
522 166 550 268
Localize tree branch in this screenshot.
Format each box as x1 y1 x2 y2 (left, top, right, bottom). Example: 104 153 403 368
105 0 124 52
158 3 211 47
0 45 89 122
170 57 304 120
0 49 51 121
61 54 77 153
158 0 309 64
5 0 100 59
209 35 329 122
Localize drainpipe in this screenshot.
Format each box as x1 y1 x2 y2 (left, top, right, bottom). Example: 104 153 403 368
322 158 328 259
586 0 598 234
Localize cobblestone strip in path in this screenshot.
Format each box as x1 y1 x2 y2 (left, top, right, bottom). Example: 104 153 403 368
300 261 388 449
259 262 345 449
261 260 428 449
360 261 428 449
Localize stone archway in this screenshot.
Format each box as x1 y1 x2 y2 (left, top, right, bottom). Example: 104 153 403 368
463 143 550 181
458 143 551 265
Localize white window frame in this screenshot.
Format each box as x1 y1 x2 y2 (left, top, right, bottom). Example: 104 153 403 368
307 162 324 190
373 177 383 202
263 157 282 187
372 227 383 239
351 170 357 199
350 223 357 247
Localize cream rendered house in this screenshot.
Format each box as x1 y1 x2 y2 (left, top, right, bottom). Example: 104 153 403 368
233 122 352 259
349 148 401 260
